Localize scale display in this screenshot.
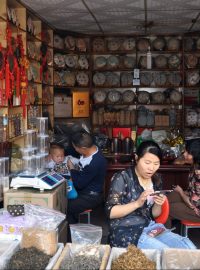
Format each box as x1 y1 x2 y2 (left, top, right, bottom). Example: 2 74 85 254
10 170 66 191
41 176 57 186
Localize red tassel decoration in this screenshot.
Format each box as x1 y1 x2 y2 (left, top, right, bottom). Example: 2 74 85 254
16 65 20 97
5 62 10 100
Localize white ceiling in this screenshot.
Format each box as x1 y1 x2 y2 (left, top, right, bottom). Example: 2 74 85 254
19 0 200 35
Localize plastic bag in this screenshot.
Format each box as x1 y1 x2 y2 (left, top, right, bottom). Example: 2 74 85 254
70 224 102 245
24 204 66 230
20 227 57 256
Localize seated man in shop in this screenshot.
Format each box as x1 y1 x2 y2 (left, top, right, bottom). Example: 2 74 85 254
67 131 107 224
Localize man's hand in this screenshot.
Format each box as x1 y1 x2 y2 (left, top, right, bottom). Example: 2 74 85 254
67 159 75 170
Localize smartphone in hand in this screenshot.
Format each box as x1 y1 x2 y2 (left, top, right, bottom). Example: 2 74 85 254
150 190 173 196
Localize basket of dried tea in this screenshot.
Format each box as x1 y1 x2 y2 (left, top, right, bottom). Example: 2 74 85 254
53 243 111 270
1 242 63 270
162 248 200 270
106 245 161 270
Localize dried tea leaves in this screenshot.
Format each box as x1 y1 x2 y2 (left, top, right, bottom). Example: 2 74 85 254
111 245 156 270
60 245 102 270
60 254 101 270
7 247 52 270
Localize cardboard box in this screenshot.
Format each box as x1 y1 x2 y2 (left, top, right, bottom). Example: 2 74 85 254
4 182 67 214
54 96 72 118
72 91 89 117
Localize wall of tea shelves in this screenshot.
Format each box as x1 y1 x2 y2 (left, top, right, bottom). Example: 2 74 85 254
0 0 200 147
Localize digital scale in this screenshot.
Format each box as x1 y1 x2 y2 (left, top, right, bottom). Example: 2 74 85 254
10 170 66 191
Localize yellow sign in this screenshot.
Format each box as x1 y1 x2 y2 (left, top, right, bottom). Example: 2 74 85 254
73 91 89 117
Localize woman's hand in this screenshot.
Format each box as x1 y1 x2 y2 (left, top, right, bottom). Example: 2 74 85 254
152 194 166 218
137 190 154 208
153 194 166 206
173 185 183 194
174 185 194 209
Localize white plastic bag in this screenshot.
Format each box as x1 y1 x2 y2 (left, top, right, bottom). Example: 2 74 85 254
24 204 66 230
70 224 102 245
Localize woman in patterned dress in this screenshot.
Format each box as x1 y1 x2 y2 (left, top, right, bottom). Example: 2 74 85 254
105 140 196 249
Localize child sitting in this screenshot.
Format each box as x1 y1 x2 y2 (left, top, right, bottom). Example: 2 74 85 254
46 142 79 199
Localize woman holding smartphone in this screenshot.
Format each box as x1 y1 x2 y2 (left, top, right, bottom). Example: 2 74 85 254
105 140 196 249
167 138 200 227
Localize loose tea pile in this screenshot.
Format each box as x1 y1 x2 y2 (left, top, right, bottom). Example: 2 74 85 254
111 245 156 270
7 247 52 270
60 254 101 270
60 245 102 270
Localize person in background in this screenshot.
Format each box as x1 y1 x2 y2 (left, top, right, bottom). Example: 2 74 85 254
173 138 200 165
46 142 79 199
67 131 107 224
105 140 196 249
167 138 200 227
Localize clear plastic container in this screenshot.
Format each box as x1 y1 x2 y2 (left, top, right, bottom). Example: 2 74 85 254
36 117 48 135
22 155 36 175
24 130 36 148
37 134 49 153
20 147 37 157
0 158 5 177
35 153 48 174
40 153 49 171
35 154 42 174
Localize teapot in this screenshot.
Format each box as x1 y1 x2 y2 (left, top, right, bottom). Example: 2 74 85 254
122 137 134 154
111 137 122 154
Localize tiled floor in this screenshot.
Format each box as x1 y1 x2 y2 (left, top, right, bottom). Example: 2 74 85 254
90 203 200 248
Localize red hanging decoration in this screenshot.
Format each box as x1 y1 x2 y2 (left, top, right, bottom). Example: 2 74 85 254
17 34 29 117
16 64 20 97
0 43 6 106
5 61 10 100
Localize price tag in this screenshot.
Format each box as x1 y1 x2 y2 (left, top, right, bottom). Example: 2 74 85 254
133 79 140 86
134 68 140 79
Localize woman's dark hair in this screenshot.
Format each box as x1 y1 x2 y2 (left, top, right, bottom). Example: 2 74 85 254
71 131 94 148
136 140 162 161
185 138 200 164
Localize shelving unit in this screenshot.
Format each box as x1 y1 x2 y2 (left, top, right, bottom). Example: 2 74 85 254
183 35 200 138
53 33 91 126
90 35 184 138
0 0 54 150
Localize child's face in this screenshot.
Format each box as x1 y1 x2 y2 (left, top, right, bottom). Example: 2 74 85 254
51 149 65 164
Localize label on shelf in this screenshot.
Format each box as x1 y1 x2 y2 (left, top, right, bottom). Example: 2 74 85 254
133 79 140 85
134 68 140 79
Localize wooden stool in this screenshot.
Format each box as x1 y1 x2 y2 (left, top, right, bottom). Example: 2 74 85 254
181 220 200 237
79 209 92 224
